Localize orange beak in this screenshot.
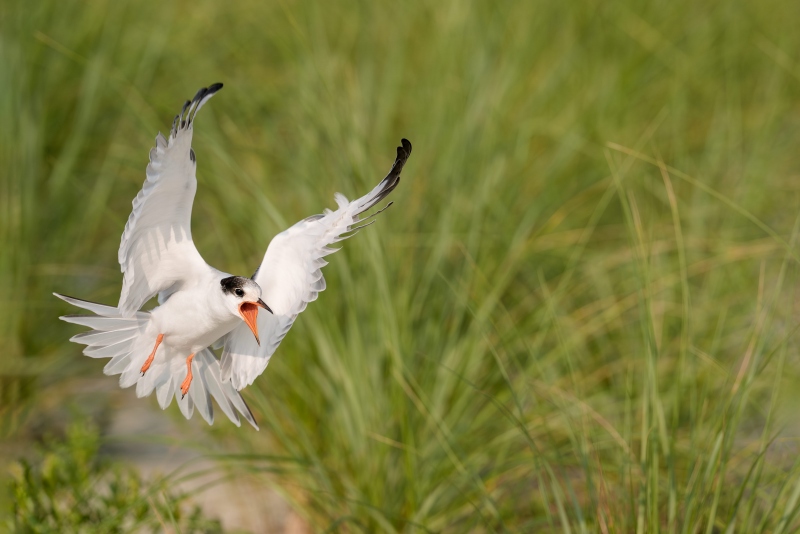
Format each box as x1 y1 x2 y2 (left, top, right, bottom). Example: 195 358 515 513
238 299 272 345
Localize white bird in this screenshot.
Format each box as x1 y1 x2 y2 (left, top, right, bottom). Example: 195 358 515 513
56 83 412 429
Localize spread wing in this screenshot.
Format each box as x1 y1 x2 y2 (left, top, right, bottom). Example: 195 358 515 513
220 139 412 390
117 84 223 317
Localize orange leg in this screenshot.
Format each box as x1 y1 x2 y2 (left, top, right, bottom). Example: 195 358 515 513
140 334 164 376
180 353 196 399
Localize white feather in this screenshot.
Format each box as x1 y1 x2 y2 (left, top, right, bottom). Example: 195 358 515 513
55 84 410 431
56 292 257 428
116 94 218 317
70 329 138 346
219 139 411 390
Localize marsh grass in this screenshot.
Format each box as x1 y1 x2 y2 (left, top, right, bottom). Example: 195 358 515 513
3 0 800 531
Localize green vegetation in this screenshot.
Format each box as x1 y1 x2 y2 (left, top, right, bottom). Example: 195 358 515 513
8 420 221 533
3 0 800 531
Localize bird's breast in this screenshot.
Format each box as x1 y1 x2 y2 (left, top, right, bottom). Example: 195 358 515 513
151 291 238 354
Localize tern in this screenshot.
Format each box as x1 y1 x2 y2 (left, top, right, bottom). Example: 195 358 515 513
56 83 412 429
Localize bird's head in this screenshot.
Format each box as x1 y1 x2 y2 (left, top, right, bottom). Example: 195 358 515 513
219 276 273 345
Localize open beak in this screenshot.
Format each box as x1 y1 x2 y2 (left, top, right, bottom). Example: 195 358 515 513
238 300 273 345
256 298 273 314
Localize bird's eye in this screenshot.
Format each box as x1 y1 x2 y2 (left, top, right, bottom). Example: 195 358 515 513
234 288 244 298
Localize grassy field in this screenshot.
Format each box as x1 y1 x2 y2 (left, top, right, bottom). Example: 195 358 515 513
3 0 800 531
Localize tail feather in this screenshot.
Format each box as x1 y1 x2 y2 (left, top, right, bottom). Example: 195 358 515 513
136 358 171 399
85 340 136 359
104 352 133 375
70 329 139 346
200 349 241 427
221 379 259 430
55 293 148 319
177 389 195 420
55 292 258 429
60 315 143 331
190 355 214 425
156 378 176 410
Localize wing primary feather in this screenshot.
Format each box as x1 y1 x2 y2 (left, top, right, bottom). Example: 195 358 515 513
185 90 205 126
356 142 410 214
180 99 191 120
356 201 393 224
319 245 342 257
171 114 180 136
156 132 168 149
191 82 224 119
191 86 209 106
347 218 378 233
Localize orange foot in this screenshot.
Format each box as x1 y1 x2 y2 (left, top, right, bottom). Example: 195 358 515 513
180 353 196 399
140 334 164 376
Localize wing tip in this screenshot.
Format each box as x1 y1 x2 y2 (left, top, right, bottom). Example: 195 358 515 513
189 82 223 105
400 138 412 156
391 138 412 172
355 138 412 214
171 82 225 137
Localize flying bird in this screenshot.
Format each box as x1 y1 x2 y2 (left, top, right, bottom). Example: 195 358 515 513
56 83 412 429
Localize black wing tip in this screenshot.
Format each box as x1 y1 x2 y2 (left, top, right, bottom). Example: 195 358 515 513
356 140 412 213
191 87 208 103
394 138 412 166
391 137 412 171
191 83 223 104
170 83 225 137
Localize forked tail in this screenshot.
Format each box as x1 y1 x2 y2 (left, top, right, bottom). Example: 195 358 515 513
54 293 258 429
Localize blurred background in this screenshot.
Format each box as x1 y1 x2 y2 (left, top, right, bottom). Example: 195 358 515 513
3 0 800 531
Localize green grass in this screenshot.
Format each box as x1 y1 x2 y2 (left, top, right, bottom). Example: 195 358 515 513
3 0 800 531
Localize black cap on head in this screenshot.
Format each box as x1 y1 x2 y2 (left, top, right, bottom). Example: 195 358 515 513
220 276 250 295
